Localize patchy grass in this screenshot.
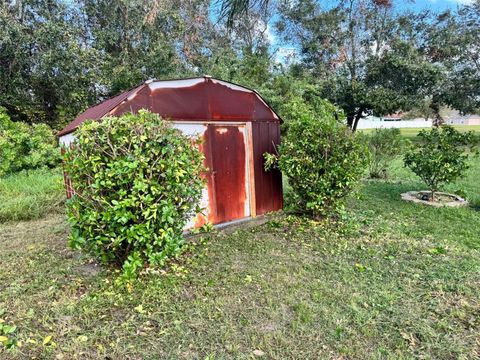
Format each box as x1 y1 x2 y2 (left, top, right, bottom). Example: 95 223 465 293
1 157 479 359
0 169 64 223
1 131 479 358
362 125 480 144
398 125 480 141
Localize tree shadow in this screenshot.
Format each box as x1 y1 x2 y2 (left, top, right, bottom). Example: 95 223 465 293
469 201 480 212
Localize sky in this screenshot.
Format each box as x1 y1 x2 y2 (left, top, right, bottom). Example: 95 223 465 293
400 0 475 12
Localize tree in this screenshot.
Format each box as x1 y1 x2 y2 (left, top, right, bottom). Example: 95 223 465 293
1 0 273 127
404 126 478 200
76 0 198 95
422 2 480 122
276 0 441 131
0 1 100 127
193 9 275 90
218 0 271 27
219 0 479 130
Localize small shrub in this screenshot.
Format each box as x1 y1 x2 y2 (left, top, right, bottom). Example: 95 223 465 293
266 100 370 218
404 125 478 200
0 107 61 176
63 111 205 278
367 128 406 178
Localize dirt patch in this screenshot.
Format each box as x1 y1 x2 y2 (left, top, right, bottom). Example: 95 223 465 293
76 262 102 277
0 214 68 253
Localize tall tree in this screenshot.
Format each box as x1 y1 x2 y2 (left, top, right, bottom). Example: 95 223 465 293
0 0 99 127
77 0 191 95
276 0 439 130
218 0 270 27
424 2 480 120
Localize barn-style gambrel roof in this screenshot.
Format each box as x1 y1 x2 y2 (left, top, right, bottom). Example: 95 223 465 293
58 76 280 137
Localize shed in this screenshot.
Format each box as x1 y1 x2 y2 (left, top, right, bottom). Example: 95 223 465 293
58 76 283 228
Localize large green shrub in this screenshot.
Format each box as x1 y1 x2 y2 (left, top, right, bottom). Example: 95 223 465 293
0 107 61 176
63 111 205 278
367 128 406 179
266 100 370 218
404 125 478 200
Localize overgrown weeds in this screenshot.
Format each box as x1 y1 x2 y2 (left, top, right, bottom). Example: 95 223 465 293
0 168 64 222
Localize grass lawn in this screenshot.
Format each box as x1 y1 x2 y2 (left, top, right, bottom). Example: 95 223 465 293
0 169 64 222
361 125 480 144
1 132 479 359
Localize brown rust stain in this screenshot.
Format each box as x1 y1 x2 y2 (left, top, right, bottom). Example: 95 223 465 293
194 140 210 228
193 213 208 228
110 81 260 122
203 125 246 224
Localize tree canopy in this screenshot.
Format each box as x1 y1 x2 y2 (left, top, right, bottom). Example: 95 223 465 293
0 0 478 129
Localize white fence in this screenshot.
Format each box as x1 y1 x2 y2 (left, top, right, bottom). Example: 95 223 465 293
356 118 432 130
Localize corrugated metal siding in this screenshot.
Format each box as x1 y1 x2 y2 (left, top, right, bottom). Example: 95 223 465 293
60 148 74 199
203 125 248 224
252 122 283 215
112 80 261 122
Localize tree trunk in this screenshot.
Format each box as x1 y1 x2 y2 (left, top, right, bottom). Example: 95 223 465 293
430 102 444 128
347 115 355 129
352 111 363 132
350 107 365 132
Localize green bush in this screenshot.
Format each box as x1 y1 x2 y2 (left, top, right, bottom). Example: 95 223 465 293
266 100 370 218
367 128 406 178
63 111 205 278
404 125 478 200
0 107 61 176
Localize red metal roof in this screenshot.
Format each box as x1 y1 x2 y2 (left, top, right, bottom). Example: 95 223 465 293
58 77 280 137
58 84 145 136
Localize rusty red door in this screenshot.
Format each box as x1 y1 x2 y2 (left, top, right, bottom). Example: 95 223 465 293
204 124 248 224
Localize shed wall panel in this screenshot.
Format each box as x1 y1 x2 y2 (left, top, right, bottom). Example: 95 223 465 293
204 125 249 223
252 122 283 215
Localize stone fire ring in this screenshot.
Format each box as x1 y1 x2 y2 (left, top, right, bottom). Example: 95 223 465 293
401 191 469 208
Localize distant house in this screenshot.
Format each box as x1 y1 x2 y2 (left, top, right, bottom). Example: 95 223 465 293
446 114 480 126
382 114 403 122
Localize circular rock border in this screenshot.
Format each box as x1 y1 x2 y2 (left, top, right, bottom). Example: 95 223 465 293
401 191 469 208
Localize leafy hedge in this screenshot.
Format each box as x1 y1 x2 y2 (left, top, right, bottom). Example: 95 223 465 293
266 100 370 218
0 107 60 176
63 111 205 278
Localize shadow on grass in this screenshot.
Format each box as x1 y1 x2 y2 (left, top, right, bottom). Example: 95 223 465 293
469 200 480 212
360 180 422 204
